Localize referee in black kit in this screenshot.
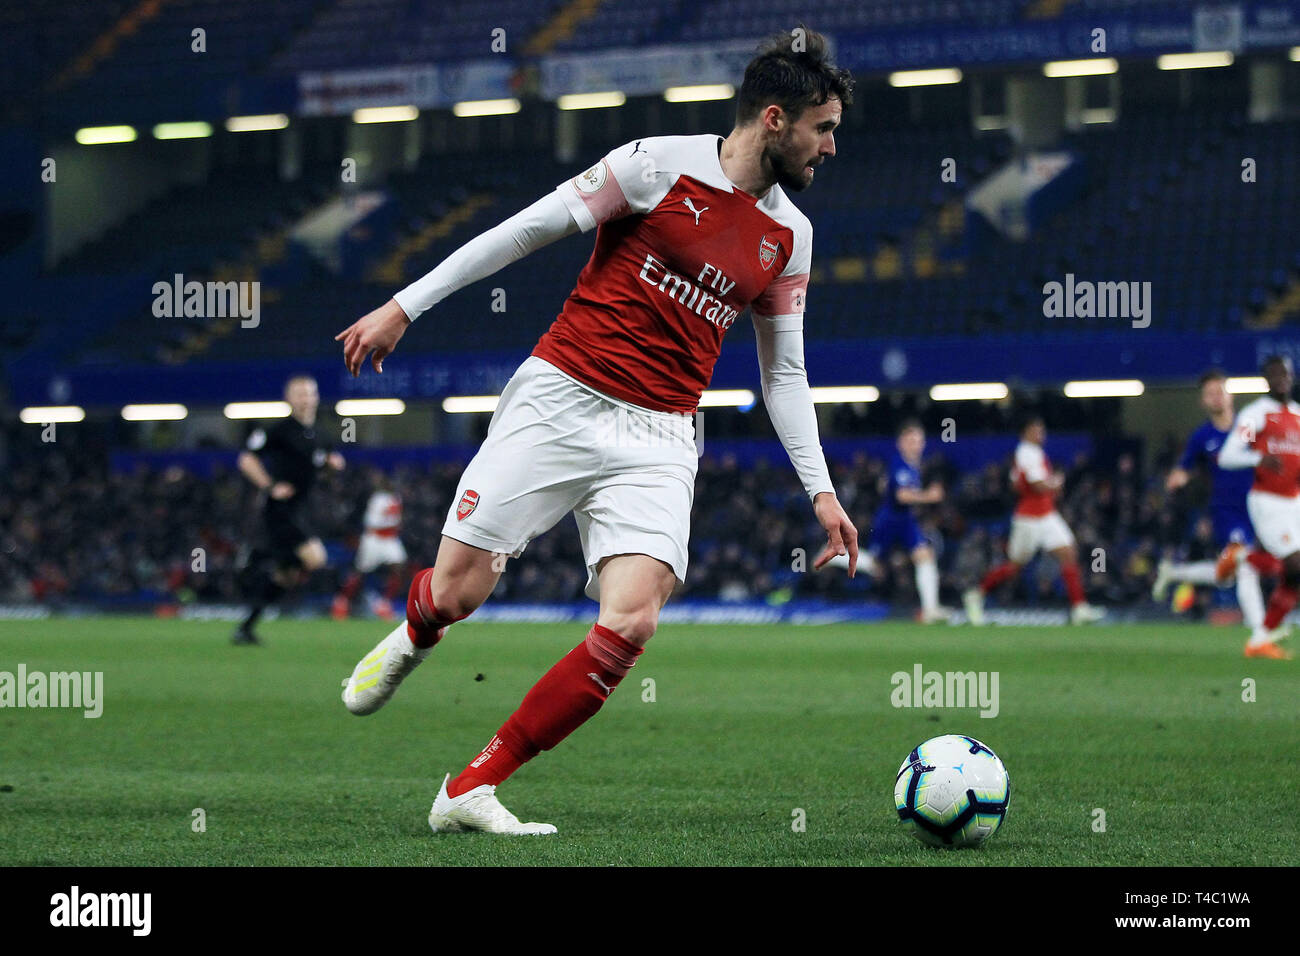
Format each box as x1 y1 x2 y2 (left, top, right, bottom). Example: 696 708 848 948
232 374 345 645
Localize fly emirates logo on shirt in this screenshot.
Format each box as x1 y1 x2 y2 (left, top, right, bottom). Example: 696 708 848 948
638 254 741 331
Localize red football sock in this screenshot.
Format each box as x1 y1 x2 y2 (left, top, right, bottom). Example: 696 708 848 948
1248 550 1283 578
447 624 642 798
1061 563 1086 606
339 572 362 600
383 568 404 600
1263 583 1297 630
981 562 1019 594
405 567 464 648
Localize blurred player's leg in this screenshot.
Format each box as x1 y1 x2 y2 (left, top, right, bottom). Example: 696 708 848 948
1054 550 1104 624
826 551 875 574
430 554 672 834
1151 559 1217 600
1214 542 1244 584
235 537 326 645
964 560 1018 625
912 545 950 622
1236 560 1269 647
332 571 361 620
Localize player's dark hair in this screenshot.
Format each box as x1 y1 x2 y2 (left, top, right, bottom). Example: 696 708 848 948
1019 414 1045 435
736 26 854 125
897 418 924 437
1261 354 1291 374
284 373 317 392
1197 368 1226 388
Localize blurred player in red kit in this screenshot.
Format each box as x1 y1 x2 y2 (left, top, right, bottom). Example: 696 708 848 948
1217 354 1300 659
333 471 407 620
963 416 1104 626
334 29 859 832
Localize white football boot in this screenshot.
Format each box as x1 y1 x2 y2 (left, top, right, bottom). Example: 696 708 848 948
919 606 955 624
962 588 986 626
341 622 435 715
428 774 557 835
1070 602 1106 625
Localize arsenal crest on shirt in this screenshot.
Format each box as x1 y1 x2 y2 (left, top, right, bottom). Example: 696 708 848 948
758 235 780 271
456 489 480 521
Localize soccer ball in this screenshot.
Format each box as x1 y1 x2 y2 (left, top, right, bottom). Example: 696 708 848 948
894 734 1010 848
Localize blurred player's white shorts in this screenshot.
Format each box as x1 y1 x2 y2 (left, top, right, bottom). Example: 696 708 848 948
442 357 697 600
1246 489 1300 557
1007 511 1075 563
355 532 407 573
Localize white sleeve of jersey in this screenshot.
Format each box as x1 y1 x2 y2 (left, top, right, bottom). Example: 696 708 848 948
753 317 834 501
1218 404 1264 470
555 138 677 233
393 190 579 321
1015 443 1048 483
750 220 811 332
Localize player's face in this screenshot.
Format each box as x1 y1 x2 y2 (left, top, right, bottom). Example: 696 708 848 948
286 379 319 421
1025 422 1045 445
898 428 924 461
1264 360 1294 398
1199 379 1230 416
767 97 840 192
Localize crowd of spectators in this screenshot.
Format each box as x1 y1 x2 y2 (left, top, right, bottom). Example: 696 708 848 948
0 431 1229 615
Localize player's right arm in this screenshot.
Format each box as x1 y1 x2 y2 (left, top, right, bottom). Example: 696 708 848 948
1166 429 1202 491
1218 404 1268 470
238 429 293 498
896 485 943 505
1015 444 1060 495
336 193 581 375
337 140 667 376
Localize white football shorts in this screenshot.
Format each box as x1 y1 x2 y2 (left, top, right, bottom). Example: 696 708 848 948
1007 511 1075 564
441 356 697 600
1247 489 1300 558
354 532 407 573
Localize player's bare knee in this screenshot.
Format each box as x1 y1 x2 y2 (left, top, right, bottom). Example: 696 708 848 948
601 606 660 646
426 578 485 622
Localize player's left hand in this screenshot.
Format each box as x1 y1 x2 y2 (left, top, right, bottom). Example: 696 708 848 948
327 452 345 470
812 492 859 576
336 298 411 376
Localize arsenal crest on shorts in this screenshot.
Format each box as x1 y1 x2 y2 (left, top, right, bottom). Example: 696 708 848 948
456 489 480 521
758 235 780 271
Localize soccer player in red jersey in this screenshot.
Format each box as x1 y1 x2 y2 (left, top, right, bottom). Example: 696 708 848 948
334 30 860 833
1217 355 1300 659
962 416 1104 626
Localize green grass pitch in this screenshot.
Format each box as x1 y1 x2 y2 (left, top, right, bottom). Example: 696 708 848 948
0 616 1295 866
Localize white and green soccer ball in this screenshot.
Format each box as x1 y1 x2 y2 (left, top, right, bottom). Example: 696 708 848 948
894 734 1010 848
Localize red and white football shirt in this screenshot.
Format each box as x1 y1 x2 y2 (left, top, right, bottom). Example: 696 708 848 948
1012 441 1057 517
363 491 402 538
534 134 812 414
1232 396 1300 498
